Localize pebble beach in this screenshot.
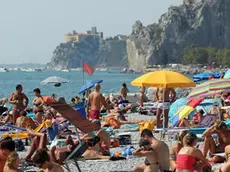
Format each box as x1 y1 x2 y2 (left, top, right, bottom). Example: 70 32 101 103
17 113 223 172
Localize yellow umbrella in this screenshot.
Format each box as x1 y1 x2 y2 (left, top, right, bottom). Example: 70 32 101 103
131 70 196 88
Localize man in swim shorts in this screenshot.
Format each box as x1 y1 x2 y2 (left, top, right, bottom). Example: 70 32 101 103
87 83 110 120
9 84 29 124
155 87 176 128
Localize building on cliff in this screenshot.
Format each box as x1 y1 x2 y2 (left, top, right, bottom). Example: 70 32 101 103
64 27 103 43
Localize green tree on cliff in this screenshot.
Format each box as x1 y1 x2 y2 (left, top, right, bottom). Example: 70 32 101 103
182 46 230 66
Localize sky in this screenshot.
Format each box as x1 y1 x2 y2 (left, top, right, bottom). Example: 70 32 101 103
0 0 183 64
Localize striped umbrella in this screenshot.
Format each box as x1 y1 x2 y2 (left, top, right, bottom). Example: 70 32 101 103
187 79 230 98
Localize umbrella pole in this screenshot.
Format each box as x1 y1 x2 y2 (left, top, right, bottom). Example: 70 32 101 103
82 57 85 85
163 89 165 129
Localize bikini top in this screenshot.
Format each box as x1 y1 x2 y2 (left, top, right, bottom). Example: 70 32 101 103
176 154 196 170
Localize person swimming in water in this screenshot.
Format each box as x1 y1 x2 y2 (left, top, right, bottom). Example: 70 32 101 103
33 88 44 124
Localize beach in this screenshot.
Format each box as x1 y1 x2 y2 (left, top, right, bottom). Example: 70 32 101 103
16 113 222 172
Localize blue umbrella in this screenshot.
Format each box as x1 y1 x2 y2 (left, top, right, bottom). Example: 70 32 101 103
79 80 103 94
169 98 189 119
224 69 230 79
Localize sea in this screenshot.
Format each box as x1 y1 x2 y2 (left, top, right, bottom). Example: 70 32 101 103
0 70 140 106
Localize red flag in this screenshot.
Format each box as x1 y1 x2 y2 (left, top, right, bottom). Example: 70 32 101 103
83 62 94 76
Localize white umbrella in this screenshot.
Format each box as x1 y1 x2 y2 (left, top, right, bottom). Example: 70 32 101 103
40 76 70 85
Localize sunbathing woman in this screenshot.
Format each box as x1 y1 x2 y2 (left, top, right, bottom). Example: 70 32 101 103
33 88 44 124
178 109 204 128
3 151 23 172
133 139 162 172
176 132 211 172
15 110 37 129
170 130 189 171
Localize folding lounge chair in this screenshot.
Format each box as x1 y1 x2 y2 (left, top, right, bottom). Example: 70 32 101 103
48 98 100 172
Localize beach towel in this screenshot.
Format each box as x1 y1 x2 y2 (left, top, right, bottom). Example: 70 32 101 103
196 114 218 128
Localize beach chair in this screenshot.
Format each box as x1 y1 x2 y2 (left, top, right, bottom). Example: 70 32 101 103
48 98 100 172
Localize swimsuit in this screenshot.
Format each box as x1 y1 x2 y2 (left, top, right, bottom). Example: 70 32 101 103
176 154 196 170
13 108 24 113
157 101 171 110
89 109 100 120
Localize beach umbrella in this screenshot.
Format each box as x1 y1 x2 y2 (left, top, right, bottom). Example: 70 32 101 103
224 69 230 79
131 70 196 88
187 79 230 99
169 98 189 119
171 98 203 126
79 80 103 94
196 98 221 113
40 76 70 85
131 70 196 128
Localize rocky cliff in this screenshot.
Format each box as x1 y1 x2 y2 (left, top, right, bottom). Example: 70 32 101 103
127 0 230 70
47 35 128 69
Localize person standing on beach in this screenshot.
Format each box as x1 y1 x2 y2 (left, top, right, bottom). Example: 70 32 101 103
155 88 176 128
9 84 29 124
33 88 44 124
133 129 170 172
139 86 146 108
120 83 129 100
87 83 110 120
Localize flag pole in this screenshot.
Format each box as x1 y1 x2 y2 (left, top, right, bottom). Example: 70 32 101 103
82 57 84 85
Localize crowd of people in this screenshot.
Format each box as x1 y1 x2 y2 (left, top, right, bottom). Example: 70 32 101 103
1 82 230 172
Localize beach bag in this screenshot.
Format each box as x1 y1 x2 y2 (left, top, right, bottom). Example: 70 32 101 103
15 139 25 151
138 120 154 132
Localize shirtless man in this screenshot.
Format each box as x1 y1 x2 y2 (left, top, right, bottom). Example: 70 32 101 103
155 88 176 128
133 139 162 172
32 149 64 172
216 145 230 172
9 85 29 124
133 129 170 172
203 120 230 163
87 83 110 120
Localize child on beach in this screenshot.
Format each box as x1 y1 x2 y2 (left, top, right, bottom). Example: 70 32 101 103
133 139 162 172
120 83 129 100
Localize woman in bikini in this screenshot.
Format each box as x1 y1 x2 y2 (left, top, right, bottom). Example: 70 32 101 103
133 139 162 172
170 130 189 171
3 151 23 172
176 132 211 172
33 88 44 124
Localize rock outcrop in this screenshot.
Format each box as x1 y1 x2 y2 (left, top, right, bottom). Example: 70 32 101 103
48 36 128 69
127 0 230 70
